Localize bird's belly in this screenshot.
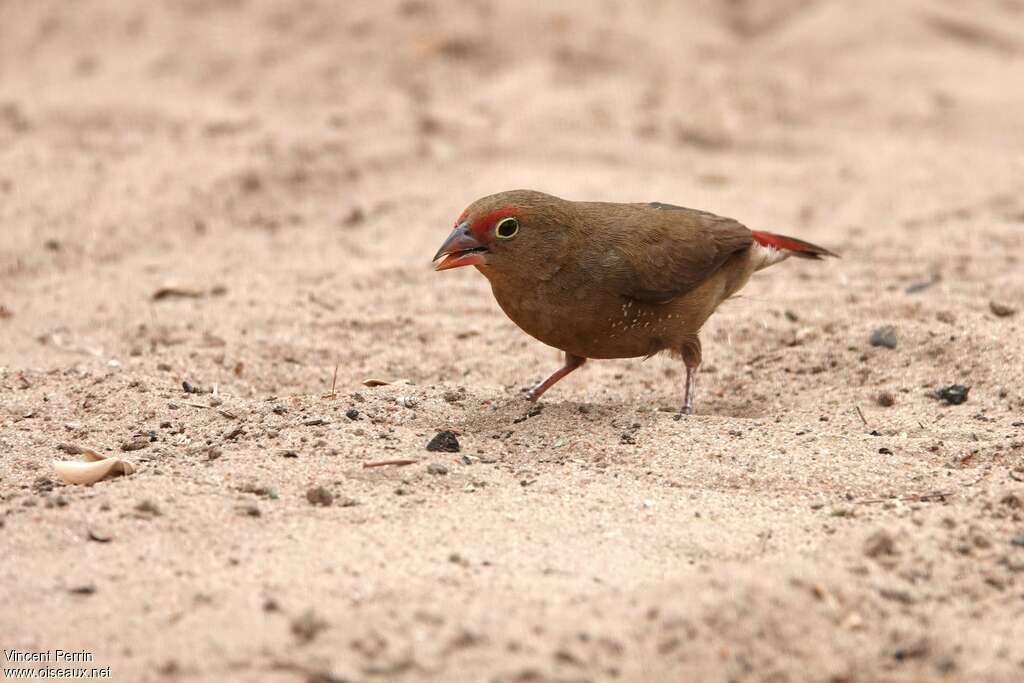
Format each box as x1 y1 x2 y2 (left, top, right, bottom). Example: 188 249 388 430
489 282 689 359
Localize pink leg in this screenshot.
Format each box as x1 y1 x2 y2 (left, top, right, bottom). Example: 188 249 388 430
679 364 699 416
525 353 586 402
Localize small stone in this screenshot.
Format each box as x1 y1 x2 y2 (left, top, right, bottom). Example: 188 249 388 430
427 463 449 475
135 499 162 517
426 430 460 453
876 391 896 407
280 450 299 458
303 418 326 426
87 528 113 543
182 380 197 394
869 325 898 349
291 609 328 644
337 496 359 507
121 438 149 452
240 504 261 517
989 301 1017 318
935 384 970 405
397 395 417 409
69 584 97 596
619 432 637 445
306 486 334 507
345 408 359 420
863 529 897 558
32 476 55 494
1011 535 1024 548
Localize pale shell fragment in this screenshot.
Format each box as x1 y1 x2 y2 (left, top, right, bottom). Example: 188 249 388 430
53 448 136 485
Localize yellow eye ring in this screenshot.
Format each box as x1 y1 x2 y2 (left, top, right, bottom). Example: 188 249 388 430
495 217 519 239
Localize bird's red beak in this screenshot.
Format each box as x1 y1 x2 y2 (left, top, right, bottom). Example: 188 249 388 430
432 221 488 271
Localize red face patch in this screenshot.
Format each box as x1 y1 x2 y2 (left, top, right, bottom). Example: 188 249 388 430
466 207 521 242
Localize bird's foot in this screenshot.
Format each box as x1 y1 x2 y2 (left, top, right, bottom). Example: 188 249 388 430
674 405 694 420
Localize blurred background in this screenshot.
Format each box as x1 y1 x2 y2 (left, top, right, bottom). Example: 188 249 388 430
2 2 1023 682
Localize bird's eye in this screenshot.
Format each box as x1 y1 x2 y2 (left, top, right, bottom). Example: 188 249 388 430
495 217 519 239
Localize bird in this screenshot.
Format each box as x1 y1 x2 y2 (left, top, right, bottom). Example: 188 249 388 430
432 189 837 414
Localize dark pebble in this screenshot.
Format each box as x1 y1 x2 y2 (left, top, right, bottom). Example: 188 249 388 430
990 301 1017 318
876 391 896 407
869 325 898 349
290 610 328 644
427 430 460 453
345 408 359 420
135 500 162 517
69 584 97 596
863 529 897 558
935 384 970 405
306 486 334 507
280 450 299 458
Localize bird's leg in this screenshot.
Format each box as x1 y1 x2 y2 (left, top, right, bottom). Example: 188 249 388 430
679 364 699 416
525 353 586 402
677 335 702 417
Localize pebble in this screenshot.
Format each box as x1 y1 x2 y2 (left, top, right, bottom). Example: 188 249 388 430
876 391 896 407
135 500 162 517
989 301 1017 317
863 529 897 558
935 384 970 405
427 463 449 475
290 610 328 644
869 325 898 349
345 408 359 420
121 438 149 452
87 527 113 543
1011 535 1024 548
306 486 334 507
427 430 460 453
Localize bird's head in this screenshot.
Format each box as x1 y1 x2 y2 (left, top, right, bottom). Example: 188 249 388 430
432 190 568 274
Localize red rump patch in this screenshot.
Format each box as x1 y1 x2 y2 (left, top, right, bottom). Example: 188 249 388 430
468 207 521 241
751 230 836 258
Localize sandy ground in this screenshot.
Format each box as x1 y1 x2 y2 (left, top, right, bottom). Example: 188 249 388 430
2 1 1024 681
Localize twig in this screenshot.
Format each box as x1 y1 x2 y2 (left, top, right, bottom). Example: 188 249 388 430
854 490 953 505
183 402 237 420
362 458 419 469
855 405 868 427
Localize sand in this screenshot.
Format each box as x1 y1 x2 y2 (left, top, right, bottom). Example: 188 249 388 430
2 1 1024 681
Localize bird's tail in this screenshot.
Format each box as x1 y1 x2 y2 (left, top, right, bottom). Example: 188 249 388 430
751 230 838 260
749 230 838 271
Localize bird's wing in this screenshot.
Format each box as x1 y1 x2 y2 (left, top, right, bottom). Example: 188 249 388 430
588 202 754 304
